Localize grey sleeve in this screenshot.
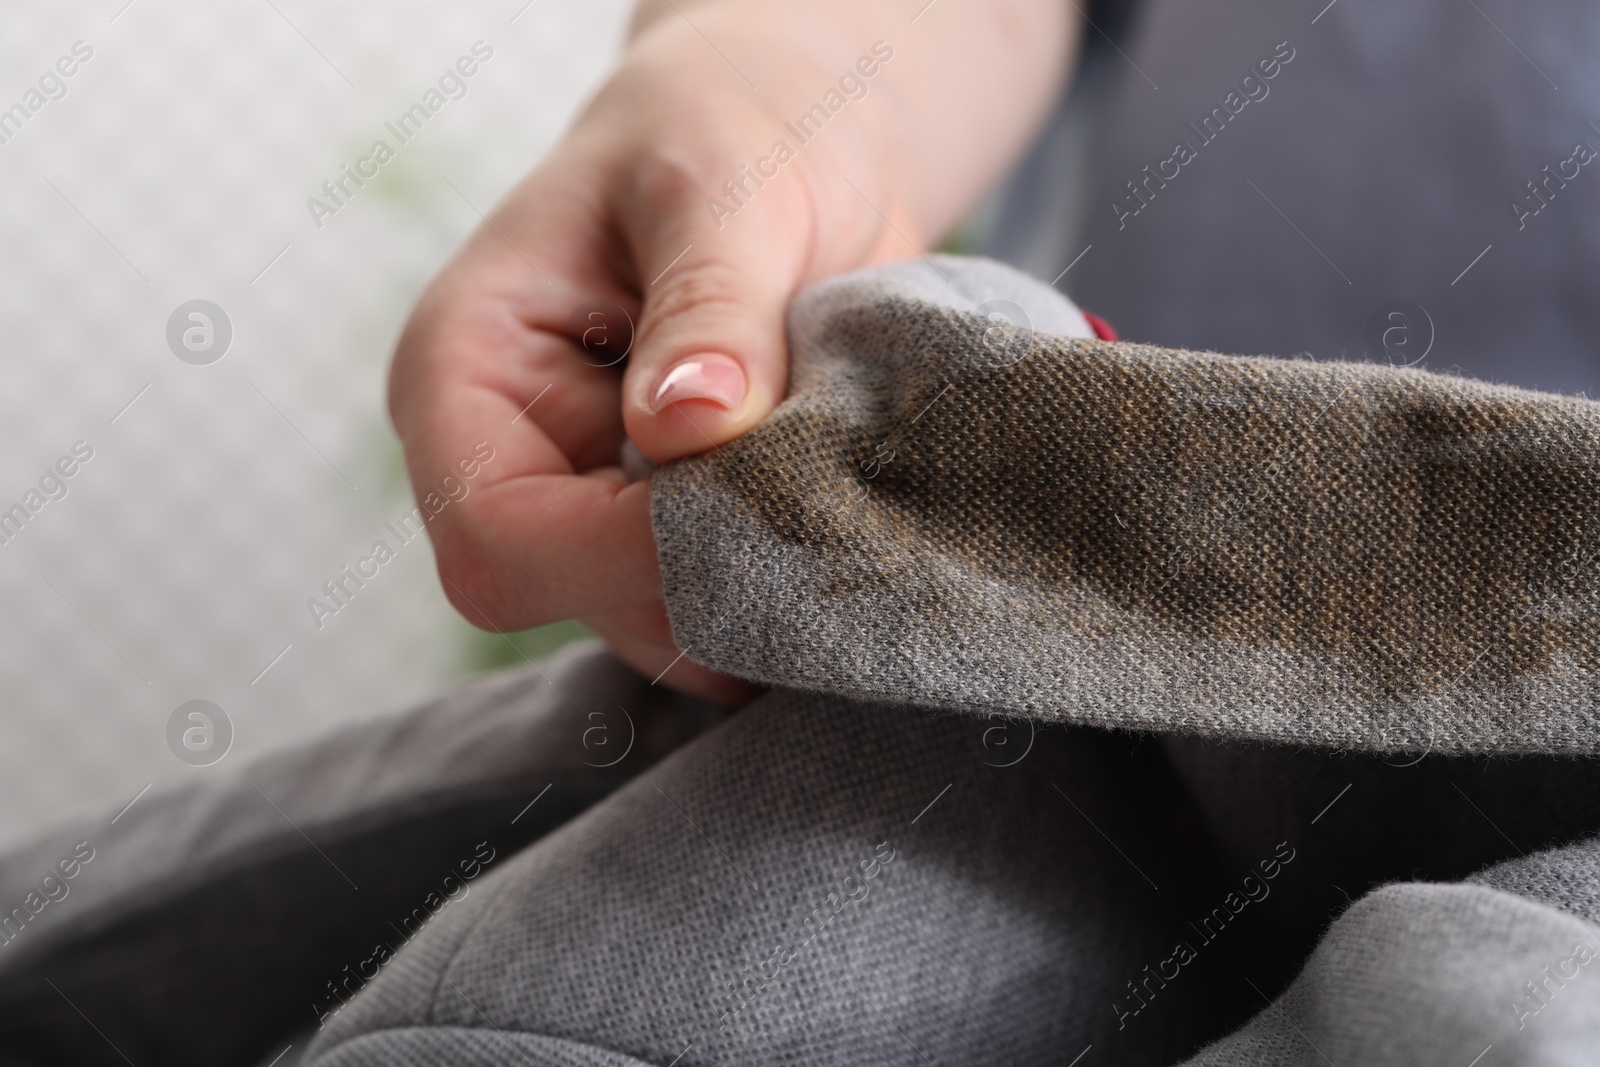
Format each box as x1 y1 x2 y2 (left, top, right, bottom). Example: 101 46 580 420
651 255 1600 757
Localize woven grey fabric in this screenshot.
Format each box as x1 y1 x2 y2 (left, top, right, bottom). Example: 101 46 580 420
314 1028 663 1066
305 687 1252 1067
652 255 1600 756
1153 737 1600 1001
295 687 1600 1067
1181 877 1600 1066
1474 837 1600 926
0 642 729 1067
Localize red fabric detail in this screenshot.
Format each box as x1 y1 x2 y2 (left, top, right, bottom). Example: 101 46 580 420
1083 311 1118 341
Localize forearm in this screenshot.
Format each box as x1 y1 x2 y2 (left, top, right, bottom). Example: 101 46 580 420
625 0 1079 245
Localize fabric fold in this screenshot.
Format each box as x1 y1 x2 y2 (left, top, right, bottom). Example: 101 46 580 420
651 255 1600 756
0 643 729 1067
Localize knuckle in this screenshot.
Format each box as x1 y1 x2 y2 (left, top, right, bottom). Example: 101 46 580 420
640 261 749 339
629 146 721 216
433 532 515 631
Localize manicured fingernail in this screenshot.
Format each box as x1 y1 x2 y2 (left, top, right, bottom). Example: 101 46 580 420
650 353 746 413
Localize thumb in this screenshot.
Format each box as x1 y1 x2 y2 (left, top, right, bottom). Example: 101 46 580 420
620 182 806 463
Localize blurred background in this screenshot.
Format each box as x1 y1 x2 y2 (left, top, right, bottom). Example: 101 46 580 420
0 0 616 852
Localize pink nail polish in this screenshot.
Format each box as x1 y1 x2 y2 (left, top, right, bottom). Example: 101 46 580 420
650 353 746 413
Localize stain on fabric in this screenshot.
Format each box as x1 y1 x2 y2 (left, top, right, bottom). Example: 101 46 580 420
710 303 1600 700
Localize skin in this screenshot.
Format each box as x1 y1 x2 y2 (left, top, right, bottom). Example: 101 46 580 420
389 0 1081 702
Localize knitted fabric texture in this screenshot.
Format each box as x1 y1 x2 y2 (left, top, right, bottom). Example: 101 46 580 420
652 256 1600 756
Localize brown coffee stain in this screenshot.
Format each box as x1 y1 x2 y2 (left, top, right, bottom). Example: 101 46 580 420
707 302 1600 699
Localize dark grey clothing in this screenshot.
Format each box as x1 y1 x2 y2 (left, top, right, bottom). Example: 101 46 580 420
0 645 732 1066
3 640 1599 1067
4 258 1600 1066
983 0 1600 397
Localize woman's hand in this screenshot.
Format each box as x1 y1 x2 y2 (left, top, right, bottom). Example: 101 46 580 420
387 0 1077 702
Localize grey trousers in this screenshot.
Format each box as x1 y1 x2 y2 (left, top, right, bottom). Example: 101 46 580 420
3 643 1600 1066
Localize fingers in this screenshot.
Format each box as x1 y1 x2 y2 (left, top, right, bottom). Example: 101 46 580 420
389 221 663 630
581 601 764 705
389 91 911 648
432 470 659 633
615 151 812 464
